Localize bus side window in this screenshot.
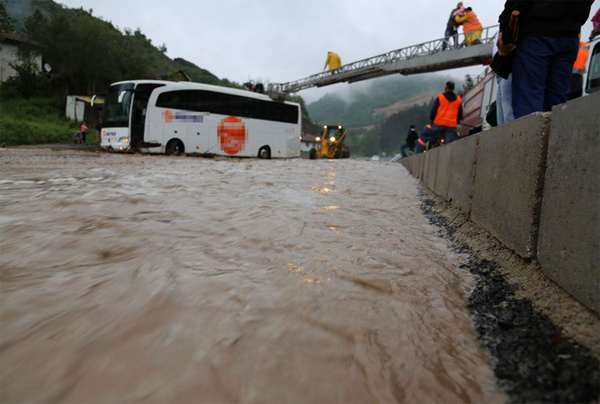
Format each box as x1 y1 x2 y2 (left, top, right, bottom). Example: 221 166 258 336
187 91 206 113
585 42 600 94
156 91 188 110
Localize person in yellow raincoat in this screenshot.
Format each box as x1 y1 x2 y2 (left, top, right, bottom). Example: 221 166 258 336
324 51 342 73
456 7 483 46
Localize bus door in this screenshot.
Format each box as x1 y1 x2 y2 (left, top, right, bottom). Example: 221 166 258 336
130 84 164 149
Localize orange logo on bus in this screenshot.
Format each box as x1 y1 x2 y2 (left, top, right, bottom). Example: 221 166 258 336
162 110 173 123
218 116 247 155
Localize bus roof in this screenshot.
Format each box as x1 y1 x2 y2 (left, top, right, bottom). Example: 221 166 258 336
109 79 299 106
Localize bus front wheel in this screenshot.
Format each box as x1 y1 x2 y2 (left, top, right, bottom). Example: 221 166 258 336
165 139 184 156
258 146 271 159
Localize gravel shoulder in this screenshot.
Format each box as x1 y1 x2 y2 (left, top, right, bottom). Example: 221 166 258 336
419 188 599 403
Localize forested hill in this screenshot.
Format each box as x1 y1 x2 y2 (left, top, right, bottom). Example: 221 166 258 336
3 0 237 94
306 74 454 129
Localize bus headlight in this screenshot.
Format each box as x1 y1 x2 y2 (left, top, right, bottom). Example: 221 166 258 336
118 137 130 143
330 136 336 142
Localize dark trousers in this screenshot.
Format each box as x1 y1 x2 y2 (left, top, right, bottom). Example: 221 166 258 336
512 36 578 119
400 143 415 157
568 73 583 100
81 131 87 143
442 27 458 50
415 124 457 154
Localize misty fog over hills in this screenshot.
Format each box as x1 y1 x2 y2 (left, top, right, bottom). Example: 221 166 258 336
306 74 459 129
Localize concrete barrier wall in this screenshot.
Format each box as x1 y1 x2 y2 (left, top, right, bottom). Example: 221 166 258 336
537 95 600 313
471 113 551 258
401 92 600 313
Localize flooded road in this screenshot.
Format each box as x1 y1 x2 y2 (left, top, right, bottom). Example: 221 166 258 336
0 149 504 403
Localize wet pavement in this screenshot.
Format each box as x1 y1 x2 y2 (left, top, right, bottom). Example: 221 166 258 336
0 149 504 403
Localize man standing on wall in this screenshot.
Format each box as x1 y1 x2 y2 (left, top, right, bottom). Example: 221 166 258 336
400 125 418 157
415 81 463 154
496 0 594 119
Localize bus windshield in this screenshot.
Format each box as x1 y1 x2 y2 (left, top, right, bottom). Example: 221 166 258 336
103 83 134 127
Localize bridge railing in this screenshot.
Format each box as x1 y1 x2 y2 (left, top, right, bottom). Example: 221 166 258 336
269 25 499 95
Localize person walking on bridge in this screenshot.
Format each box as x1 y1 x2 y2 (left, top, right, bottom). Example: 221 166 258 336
324 51 342 73
456 7 483 46
415 81 463 154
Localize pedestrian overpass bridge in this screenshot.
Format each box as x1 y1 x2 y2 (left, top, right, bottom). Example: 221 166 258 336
268 25 498 99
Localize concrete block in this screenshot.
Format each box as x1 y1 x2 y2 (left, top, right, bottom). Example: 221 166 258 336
425 147 440 190
537 93 600 313
433 142 454 200
410 155 418 176
417 153 426 182
406 155 416 175
447 133 479 216
400 158 409 169
471 113 551 258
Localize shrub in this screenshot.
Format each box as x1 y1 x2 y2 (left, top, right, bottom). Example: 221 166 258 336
0 96 78 146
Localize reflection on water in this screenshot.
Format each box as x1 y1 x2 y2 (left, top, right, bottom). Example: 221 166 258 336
0 149 505 403
309 187 336 193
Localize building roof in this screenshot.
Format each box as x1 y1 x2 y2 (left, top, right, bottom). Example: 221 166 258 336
69 95 105 106
0 30 43 48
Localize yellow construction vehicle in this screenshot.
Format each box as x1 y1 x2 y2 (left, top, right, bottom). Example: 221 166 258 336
309 125 350 159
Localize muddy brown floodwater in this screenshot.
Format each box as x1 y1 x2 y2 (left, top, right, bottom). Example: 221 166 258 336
0 148 505 403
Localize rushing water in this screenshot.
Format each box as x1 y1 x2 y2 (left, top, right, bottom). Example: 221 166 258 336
0 149 504 403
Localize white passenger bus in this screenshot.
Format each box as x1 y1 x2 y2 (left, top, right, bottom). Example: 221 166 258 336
101 80 301 158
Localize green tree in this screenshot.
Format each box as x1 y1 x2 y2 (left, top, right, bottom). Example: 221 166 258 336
24 6 151 94
0 0 16 31
23 8 46 39
5 58 49 98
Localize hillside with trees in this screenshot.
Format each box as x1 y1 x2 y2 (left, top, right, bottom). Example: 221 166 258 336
306 75 459 157
3 0 234 95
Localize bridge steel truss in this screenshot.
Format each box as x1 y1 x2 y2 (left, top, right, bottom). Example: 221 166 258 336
269 25 499 97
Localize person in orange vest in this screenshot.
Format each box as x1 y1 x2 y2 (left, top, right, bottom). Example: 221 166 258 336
415 81 463 154
324 51 342 73
456 7 483 46
569 39 589 99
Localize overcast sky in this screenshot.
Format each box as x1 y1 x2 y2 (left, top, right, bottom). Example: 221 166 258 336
58 0 599 102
